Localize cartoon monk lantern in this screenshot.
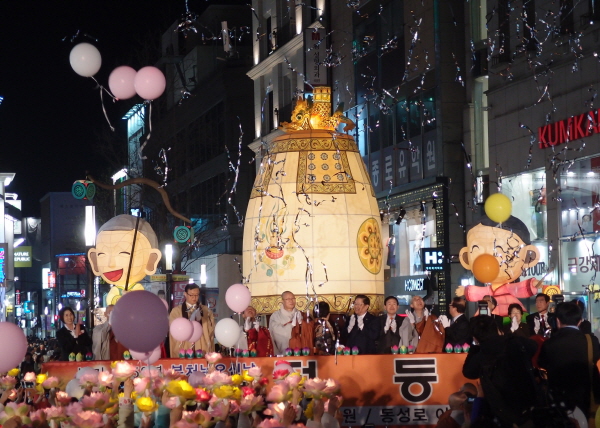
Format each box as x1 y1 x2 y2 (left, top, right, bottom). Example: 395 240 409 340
88 215 162 305
456 213 545 316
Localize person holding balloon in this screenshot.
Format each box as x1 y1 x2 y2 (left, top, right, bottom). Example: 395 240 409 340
168 283 215 358
456 194 546 317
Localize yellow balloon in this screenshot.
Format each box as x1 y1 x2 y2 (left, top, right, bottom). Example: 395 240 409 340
484 193 512 223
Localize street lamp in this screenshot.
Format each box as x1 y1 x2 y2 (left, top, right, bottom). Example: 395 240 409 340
164 244 173 309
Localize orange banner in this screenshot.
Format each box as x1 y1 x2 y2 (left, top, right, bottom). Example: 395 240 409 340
43 354 470 426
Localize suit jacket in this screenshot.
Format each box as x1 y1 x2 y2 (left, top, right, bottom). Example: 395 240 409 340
538 326 600 412
502 322 531 338
56 326 92 361
346 312 378 354
526 312 549 336
444 314 472 347
169 303 215 358
375 314 404 354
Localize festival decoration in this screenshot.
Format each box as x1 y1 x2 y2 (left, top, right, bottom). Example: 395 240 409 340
69 43 102 77
130 346 162 364
472 254 500 284
225 283 251 313
214 318 242 348
71 180 96 200
242 87 383 311
88 214 162 304
188 320 204 343
0 323 26 373
170 317 194 342
134 66 166 100
111 290 169 353
108 66 137 100
484 193 512 224
174 225 192 243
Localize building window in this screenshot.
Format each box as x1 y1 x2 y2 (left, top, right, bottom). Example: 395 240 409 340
471 0 488 42
473 77 489 172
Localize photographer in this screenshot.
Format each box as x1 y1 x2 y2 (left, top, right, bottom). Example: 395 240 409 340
462 315 539 427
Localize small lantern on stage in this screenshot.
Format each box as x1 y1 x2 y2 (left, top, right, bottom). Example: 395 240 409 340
72 180 96 200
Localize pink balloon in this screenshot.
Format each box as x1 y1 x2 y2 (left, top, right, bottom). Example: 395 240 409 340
111 290 169 353
134 66 166 100
170 317 194 342
188 320 204 343
130 346 161 364
108 66 137 100
225 283 251 313
0 322 27 372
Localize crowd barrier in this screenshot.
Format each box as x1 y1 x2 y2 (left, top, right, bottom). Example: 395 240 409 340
42 353 470 427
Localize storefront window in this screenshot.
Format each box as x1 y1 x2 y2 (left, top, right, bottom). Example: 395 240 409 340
501 170 551 292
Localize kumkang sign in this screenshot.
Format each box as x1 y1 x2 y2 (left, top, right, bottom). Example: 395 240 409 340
538 110 600 148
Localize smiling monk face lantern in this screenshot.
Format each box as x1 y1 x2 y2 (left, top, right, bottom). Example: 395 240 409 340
88 215 162 305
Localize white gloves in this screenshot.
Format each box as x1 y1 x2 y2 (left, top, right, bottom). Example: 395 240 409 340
405 310 416 324
534 317 540 334
244 317 252 331
423 308 430 320
510 316 519 332
438 315 451 328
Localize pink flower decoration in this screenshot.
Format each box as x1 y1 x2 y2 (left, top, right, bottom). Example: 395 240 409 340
323 378 340 396
164 396 181 410
97 372 113 387
266 383 290 403
55 391 72 406
43 406 67 420
78 371 99 387
240 394 265 414
151 377 167 397
302 378 327 398
163 369 182 380
0 376 17 390
205 352 223 364
80 392 111 411
205 371 233 387
195 388 211 402
42 376 60 389
208 398 230 421
69 410 105 428
285 373 302 388
112 361 136 381
259 418 285 428
248 366 262 378
139 368 161 378
23 372 36 382
273 369 290 381
229 400 240 415
30 409 47 423
65 402 84 417
173 421 197 428
134 377 150 394
188 371 206 388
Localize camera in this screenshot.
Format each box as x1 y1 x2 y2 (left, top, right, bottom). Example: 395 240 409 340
548 294 564 313
478 300 489 316
21 381 34 389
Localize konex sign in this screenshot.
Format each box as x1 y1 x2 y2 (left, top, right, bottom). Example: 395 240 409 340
538 110 600 148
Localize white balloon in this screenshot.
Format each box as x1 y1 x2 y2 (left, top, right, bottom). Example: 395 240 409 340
65 379 85 399
215 318 243 348
69 43 102 77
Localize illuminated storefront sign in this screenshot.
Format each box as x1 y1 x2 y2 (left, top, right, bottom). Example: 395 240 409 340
0 244 5 286
14 246 32 268
538 110 600 148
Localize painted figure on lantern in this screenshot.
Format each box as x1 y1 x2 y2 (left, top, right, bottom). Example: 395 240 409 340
456 215 544 316
88 215 162 305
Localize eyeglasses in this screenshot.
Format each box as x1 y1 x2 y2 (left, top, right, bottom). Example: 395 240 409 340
186 293 200 298
283 298 296 301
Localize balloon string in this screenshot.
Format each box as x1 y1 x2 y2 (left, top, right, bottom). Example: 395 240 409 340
124 215 141 292
91 77 115 132
139 101 153 160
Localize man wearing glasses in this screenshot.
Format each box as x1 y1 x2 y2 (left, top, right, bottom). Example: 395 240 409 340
168 283 215 357
269 291 302 356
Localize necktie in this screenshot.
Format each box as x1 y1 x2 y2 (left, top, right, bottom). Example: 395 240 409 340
450 318 455 326
540 315 545 329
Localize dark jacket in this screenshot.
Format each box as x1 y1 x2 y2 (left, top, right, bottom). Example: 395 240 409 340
502 322 531 338
375 314 404 354
444 314 472 347
345 312 378 355
56 326 93 361
538 326 600 412
526 312 549 336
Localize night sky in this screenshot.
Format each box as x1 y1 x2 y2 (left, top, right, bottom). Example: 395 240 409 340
0 1 209 217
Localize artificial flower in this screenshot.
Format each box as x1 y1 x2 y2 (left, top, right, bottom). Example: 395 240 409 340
182 409 212 427
272 369 290 381
240 394 265 415
188 371 206 388
7 369 19 377
23 372 36 383
265 402 288 421
79 371 99 388
80 392 111 412
258 418 285 428
0 376 17 390
97 372 113 387
241 386 255 398
195 388 211 402
302 378 328 399
136 397 159 413
231 374 243 385
55 391 72 406
285 372 302 388
266 383 291 403
304 399 314 420
208 397 230 421
43 406 67 421
166 380 197 400
259 377 269 386
241 370 255 383
204 371 233 388
163 369 182 380
36 373 48 385
68 410 105 428
41 376 60 389
30 408 47 424
65 402 84 417
213 385 236 399
323 378 340 396
164 395 181 410
0 402 32 425
247 366 262 378
173 421 197 428
139 367 161 378
133 377 150 394
112 361 136 381
205 352 222 364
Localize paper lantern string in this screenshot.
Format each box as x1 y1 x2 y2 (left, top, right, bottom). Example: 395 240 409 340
87 174 191 224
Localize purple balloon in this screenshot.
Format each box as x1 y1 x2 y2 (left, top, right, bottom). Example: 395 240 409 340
225 283 251 313
111 290 169 353
108 66 137 100
130 346 162 364
188 320 204 343
0 322 27 373
134 66 166 100
170 317 193 342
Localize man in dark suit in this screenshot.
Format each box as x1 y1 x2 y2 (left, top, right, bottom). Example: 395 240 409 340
526 293 550 336
346 294 378 354
482 295 504 330
443 297 472 347
538 301 600 413
376 296 405 354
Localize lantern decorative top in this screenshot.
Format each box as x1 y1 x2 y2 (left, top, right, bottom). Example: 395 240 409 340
280 86 355 133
